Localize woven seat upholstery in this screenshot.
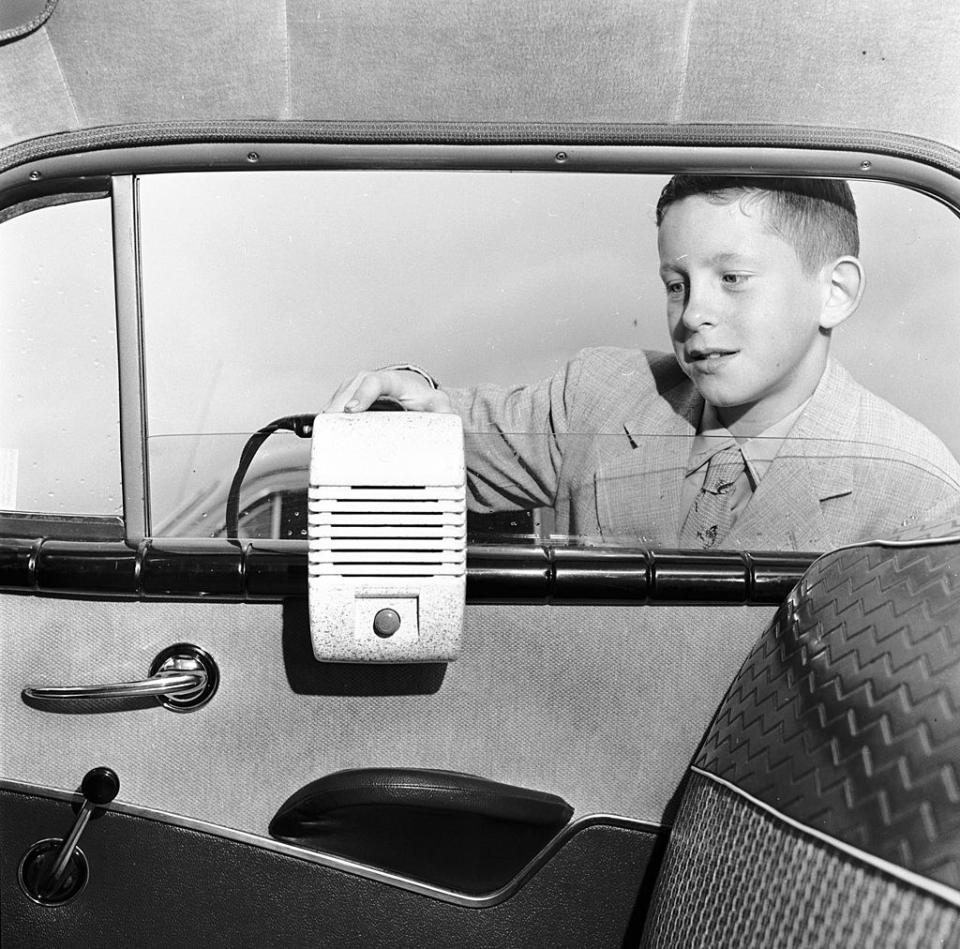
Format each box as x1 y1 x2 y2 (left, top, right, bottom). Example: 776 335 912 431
640 773 960 948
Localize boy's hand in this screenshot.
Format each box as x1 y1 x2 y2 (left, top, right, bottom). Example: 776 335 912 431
323 369 452 414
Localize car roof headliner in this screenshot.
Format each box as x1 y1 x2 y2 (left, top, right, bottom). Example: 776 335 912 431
1 1 959 169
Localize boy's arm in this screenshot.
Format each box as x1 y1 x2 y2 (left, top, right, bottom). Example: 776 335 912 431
446 358 581 514
323 358 583 514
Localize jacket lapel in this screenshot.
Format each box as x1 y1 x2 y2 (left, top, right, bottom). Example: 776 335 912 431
725 360 858 550
594 379 702 544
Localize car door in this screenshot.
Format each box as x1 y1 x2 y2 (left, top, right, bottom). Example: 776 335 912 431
0 158 801 947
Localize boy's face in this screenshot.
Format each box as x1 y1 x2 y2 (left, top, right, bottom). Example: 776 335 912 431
657 193 832 432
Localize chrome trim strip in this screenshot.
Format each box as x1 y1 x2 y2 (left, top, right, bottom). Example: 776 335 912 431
0 778 664 908
112 175 151 542
3 143 960 215
691 767 960 910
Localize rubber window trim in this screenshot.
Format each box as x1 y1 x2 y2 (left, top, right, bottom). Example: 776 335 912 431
0 536 813 604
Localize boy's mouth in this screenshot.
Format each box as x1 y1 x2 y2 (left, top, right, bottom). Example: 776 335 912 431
686 347 738 363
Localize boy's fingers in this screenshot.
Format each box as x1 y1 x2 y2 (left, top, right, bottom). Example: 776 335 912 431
344 373 390 412
323 372 385 413
323 370 449 413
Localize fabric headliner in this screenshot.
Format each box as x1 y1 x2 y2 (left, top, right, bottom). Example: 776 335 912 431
2 0 959 157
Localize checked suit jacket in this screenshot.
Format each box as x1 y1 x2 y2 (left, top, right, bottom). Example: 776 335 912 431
446 347 960 551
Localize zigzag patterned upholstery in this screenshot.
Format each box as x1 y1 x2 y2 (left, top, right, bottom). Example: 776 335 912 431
641 526 960 948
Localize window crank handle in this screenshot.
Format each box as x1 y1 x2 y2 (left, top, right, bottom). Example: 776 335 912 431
36 767 119 901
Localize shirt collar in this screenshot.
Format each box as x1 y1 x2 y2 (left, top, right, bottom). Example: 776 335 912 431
686 398 811 482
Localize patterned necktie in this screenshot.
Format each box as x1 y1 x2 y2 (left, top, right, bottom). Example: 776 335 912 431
680 445 745 548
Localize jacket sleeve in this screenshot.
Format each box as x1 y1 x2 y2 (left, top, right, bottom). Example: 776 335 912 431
444 355 585 513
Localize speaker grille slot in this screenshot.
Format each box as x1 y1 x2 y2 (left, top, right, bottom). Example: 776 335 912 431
308 485 465 577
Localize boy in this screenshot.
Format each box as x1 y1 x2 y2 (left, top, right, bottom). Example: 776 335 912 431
325 176 960 550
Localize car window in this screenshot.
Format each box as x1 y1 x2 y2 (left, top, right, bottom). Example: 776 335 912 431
136 171 960 549
0 195 122 529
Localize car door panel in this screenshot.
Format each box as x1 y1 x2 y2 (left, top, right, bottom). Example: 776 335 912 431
1 789 664 949
1 590 773 946
2 596 773 834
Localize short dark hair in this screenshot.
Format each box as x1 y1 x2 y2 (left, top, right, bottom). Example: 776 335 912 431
656 176 859 273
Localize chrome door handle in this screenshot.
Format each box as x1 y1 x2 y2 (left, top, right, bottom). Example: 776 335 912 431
23 669 204 701
22 643 219 711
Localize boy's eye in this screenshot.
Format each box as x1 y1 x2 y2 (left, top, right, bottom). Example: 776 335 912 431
721 272 750 287
664 280 686 296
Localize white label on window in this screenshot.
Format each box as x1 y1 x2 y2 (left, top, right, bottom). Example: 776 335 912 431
0 448 18 509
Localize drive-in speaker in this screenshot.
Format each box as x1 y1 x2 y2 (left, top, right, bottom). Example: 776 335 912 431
307 412 466 662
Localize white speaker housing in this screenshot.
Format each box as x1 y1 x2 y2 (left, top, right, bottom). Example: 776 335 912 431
307 412 466 662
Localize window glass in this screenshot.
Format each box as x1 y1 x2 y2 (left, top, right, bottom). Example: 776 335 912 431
0 196 121 523
137 171 960 549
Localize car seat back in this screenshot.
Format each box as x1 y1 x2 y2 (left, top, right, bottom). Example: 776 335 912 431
641 537 960 947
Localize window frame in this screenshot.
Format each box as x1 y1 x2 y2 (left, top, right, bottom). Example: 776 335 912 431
112 143 960 544
0 180 120 533
2 142 959 601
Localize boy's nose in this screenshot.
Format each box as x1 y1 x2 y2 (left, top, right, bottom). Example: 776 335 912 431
680 286 719 330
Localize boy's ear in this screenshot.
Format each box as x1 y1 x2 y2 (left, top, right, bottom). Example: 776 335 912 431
819 256 864 330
